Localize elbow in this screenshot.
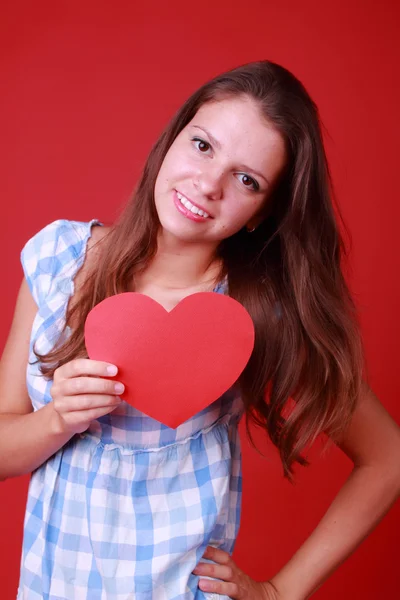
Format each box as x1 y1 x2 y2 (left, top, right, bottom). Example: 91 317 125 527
353 461 400 496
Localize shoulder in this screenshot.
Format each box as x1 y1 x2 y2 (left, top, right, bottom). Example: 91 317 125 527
69 222 112 308
21 218 105 257
20 218 108 307
87 222 111 249
76 222 111 283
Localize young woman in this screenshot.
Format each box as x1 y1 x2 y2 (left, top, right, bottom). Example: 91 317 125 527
1 60 399 600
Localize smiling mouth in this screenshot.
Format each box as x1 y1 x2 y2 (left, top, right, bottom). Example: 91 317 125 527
175 190 211 218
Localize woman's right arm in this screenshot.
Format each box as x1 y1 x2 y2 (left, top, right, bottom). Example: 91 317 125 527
0 278 123 481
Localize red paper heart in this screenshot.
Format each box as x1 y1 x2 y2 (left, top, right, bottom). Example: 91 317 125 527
84 292 254 428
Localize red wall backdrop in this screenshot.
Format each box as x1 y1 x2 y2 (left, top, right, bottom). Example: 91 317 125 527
1 1 399 598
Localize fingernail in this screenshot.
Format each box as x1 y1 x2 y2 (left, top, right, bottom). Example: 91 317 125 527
107 365 118 375
115 383 124 393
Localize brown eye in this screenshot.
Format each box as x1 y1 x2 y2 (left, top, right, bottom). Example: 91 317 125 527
238 173 259 192
192 137 211 153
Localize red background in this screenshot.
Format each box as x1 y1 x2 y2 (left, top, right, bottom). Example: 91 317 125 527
1 1 399 598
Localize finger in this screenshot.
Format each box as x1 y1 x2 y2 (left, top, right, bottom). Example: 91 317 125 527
55 359 118 382
202 545 232 565
55 394 121 413
66 403 122 425
198 578 241 599
60 376 124 397
193 561 233 582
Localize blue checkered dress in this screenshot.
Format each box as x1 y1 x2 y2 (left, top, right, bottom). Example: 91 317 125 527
17 219 244 600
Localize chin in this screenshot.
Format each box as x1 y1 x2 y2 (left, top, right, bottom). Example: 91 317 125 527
157 218 194 240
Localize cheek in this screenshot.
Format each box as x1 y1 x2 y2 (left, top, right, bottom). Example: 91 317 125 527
156 158 172 185
156 151 191 190
223 198 261 226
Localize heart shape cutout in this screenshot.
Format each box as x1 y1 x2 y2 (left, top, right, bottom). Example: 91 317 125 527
84 292 255 428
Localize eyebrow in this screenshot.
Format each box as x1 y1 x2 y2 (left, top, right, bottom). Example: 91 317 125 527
191 125 271 186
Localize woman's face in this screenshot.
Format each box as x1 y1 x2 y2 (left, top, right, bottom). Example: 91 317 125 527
154 95 287 244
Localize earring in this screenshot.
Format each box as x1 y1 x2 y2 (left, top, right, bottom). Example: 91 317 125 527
246 225 256 233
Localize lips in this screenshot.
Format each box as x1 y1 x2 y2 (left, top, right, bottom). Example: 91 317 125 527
175 189 213 218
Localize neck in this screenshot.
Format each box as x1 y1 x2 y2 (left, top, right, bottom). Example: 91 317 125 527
139 232 222 290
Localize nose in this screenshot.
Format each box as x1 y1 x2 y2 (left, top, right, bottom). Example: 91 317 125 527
193 166 224 201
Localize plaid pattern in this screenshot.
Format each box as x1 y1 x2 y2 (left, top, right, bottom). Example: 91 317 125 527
17 219 244 600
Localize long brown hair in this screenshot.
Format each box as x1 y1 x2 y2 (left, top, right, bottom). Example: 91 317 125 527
33 60 367 482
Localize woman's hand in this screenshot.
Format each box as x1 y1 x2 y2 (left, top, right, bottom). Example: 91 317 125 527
193 545 281 599
50 358 124 435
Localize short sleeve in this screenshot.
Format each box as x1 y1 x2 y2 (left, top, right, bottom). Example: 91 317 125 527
20 219 65 307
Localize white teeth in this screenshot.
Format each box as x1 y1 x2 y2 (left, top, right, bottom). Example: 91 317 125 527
176 191 209 218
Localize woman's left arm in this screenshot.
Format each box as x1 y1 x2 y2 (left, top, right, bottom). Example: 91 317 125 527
194 382 400 599
268 381 400 599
